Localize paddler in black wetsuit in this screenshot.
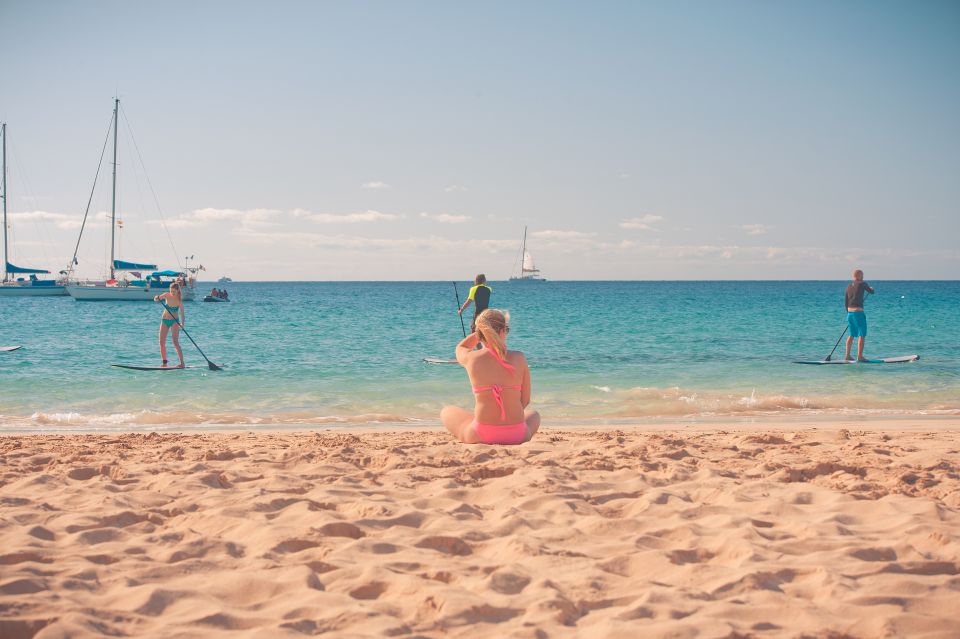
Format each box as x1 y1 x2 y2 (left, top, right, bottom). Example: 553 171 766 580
458 274 493 342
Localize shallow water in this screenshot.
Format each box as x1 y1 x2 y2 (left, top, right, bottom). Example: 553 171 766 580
1 281 957 431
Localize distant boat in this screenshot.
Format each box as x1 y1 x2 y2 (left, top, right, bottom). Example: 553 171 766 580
508 226 546 282
63 99 197 301
218 276 232 284
0 123 67 296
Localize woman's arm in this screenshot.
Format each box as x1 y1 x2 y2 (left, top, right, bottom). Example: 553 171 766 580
455 332 480 365
520 355 531 408
179 304 185 326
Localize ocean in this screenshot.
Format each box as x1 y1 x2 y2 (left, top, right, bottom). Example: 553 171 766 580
1 281 958 432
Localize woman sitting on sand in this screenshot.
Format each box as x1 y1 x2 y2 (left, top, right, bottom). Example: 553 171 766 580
441 309 540 444
153 282 185 368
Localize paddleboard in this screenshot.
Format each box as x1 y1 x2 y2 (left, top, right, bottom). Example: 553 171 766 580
112 364 218 371
794 355 919 365
1 345 23 352
423 357 458 365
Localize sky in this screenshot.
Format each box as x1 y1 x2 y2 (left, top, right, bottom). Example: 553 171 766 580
1 0 958 280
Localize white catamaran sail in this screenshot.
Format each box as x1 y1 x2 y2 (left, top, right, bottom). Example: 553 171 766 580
509 226 546 282
0 123 67 296
64 99 197 301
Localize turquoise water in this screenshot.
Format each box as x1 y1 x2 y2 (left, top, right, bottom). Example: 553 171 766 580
1 281 958 431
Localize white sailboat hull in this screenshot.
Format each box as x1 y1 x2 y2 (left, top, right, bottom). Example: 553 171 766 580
66 283 195 301
0 283 68 296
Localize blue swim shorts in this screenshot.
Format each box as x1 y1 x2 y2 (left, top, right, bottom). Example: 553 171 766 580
847 310 867 338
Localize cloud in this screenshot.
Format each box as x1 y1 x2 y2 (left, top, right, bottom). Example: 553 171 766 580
191 208 281 224
233 228 457 251
444 184 468 193
420 212 470 224
8 210 84 230
532 229 596 240
306 210 400 224
740 224 771 236
149 208 282 230
362 181 391 190
147 218 204 229
619 214 664 230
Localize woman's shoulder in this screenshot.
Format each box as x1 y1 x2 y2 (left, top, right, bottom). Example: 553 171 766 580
506 350 527 365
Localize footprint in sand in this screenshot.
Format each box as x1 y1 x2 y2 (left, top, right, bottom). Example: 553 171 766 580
349 581 387 600
415 536 472 556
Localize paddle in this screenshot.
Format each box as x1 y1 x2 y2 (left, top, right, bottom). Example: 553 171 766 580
824 325 848 362
453 281 467 338
158 300 222 371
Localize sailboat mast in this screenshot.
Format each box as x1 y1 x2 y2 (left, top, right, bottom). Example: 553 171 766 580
109 98 119 280
2 123 7 282
520 226 527 276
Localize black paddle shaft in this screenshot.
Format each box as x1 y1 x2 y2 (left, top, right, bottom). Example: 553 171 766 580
159 300 222 371
824 325 848 362
453 282 467 338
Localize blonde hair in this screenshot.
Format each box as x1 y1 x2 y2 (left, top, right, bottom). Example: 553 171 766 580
475 308 510 361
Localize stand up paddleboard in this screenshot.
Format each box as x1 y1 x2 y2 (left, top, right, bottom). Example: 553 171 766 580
794 355 919 365
1 345 23 352
112 364 224 371
423 358 457 365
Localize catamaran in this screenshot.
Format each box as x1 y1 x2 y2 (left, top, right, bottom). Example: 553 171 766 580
508 226 546 282
64 99 197 301
0 123 67 296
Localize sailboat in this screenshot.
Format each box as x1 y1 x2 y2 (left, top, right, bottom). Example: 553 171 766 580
64 99 196 301
508 226 546 282
0 123 67 296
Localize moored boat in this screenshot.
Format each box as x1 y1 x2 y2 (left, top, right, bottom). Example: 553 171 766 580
508 226 547 282
0 123 67 296
63 99 198 301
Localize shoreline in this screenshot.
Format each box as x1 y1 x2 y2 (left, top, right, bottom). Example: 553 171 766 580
2 413 959 435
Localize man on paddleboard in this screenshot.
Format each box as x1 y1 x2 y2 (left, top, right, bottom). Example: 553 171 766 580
844 269 875 362
458 274 492 334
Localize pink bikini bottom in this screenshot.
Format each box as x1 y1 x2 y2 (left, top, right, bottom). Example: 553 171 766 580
473 421 528 445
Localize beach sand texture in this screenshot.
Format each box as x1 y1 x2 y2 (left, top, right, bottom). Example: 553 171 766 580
1 427 959 638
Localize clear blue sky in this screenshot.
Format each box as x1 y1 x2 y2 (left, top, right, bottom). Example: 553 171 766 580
2 0 958 280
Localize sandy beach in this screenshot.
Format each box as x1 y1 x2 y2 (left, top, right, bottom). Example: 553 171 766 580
0 422 958 638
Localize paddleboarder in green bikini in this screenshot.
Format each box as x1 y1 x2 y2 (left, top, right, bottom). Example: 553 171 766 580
154 282 185 368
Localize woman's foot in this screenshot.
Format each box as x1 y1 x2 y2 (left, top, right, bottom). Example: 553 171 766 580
161 359 169 367
177 361 185 369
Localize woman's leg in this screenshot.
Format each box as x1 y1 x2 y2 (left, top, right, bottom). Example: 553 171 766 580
440 406 481 443
524 410 541 442
171 325 185 367
159 323 169 364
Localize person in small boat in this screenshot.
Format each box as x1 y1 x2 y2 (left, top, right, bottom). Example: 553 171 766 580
210 287 219 297
154 282 185 368
441 308 540 445
221 288 229 300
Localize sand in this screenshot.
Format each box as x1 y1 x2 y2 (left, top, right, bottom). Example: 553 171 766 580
1 423 959 638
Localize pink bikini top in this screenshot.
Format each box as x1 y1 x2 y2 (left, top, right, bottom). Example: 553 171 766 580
472 347 522 420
